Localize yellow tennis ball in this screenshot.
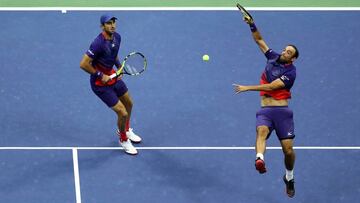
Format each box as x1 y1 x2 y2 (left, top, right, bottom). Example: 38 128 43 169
202 54 210 61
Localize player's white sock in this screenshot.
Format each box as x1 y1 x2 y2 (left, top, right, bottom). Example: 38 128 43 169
286 169 294 181
256 153 264 161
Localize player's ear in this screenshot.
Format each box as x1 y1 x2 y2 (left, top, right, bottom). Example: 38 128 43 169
291 57 296 63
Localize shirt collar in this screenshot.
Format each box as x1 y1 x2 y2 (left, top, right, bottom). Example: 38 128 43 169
101 31 113 40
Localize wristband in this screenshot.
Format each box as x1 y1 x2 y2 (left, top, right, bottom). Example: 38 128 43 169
249 23 257 32
93 71 103 78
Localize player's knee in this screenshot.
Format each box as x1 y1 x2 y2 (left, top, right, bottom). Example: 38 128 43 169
118 109 128 118
257 126 269 138
283 147 294 156
113 106 128 117
127 99 133 109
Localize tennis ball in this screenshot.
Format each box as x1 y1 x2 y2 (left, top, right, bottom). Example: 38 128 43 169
202 54 210 61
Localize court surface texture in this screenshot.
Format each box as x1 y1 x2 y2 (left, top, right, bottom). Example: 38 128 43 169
0 9 359 203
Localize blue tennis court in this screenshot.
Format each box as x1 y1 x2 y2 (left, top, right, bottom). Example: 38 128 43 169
0 9 359 202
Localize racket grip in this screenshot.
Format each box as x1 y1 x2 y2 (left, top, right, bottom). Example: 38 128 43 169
109 73 117 79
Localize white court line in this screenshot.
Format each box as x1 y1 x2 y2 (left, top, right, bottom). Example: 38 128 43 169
0 146 359 150
72 149 82 203
0 7 360 11
3 145 360 203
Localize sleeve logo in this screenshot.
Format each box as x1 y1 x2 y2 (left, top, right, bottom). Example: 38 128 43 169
281 75 289 81
87 50 94 55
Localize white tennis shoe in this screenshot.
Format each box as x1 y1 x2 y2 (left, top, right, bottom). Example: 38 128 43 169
126 128 142 143
119 139 138 155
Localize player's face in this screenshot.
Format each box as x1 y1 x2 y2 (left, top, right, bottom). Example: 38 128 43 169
102 19 116 35
279 46 296 64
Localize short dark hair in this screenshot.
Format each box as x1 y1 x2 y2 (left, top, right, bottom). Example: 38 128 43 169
288 44 299 59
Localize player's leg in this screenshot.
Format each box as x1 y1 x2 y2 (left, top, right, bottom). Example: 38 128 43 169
119 92 141 143
91 85 137 155
255 125 270 174
111 100 137 155
119 92 133 123
113 79 130 133
255 107 273 174
273 107 295 197
281 139 295 198
115 80 142 143
119 91 132 132
280 139 295 173
111 100 128 141
256 126 269 156
119 92 133 132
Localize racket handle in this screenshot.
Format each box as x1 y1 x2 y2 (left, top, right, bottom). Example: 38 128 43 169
109 73 117 79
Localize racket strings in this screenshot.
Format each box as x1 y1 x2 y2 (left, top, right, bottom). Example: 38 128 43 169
124 54 146 75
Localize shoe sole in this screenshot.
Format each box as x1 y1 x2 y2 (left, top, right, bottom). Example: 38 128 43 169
122 148 138 155
255 160 267 174
119 141 138 155
124 151 138 155
129 139 141 144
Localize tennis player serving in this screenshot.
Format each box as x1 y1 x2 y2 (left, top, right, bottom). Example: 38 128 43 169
233 5 299 198
80 14 141 155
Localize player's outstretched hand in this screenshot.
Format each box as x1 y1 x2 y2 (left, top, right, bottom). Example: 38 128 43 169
233 84 248 94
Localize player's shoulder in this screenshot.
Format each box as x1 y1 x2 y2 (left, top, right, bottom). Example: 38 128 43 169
265 48 280 61
289 63 296 71
90 33 104 45
113 32 121 40
267 48 280 56
286 64 297 78
113 32 121 37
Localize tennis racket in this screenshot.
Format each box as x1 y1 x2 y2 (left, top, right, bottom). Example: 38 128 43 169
236 3 253 22
110 52 147 79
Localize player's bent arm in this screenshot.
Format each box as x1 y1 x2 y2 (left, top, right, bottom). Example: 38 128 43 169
80 54 111 83
249 79 284 91
234 79 285 93
80 54 97 75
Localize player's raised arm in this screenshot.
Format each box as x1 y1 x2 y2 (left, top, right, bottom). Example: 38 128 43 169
243 17 269 54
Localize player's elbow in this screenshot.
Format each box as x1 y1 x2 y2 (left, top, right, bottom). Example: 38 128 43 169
265 86 276 91
79 65 87 72
254 39 262 44
79 63 86 70
79 59 88 70
268 86 278 91
269 84 283 91
253 35 263 43
269 79 285 91
80 55 92 70
263 83 279 91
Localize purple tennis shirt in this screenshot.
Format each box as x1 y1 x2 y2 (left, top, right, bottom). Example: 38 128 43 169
86 32 121 86
260 49 296 99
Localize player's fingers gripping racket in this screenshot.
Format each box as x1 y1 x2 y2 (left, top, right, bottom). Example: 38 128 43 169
236 3 253 23
110 52 147 79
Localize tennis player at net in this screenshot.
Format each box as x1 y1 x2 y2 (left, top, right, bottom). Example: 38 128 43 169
233 13 299 198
